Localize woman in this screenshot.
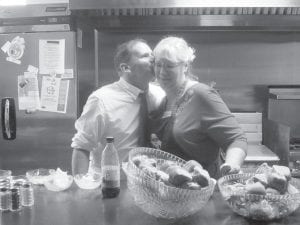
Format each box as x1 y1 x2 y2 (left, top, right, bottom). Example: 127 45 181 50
151 36 247 178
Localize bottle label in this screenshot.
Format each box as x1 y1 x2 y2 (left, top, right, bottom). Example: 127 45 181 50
102 166 120 188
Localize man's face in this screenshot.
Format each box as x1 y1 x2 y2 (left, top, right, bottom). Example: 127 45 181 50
128 42 154 87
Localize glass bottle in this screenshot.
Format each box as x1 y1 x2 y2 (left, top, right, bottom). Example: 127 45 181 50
101 137 120 198
20 183 34 207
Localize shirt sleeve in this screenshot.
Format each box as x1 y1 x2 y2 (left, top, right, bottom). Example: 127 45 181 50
148 83 166 113
71 93 106 152
196 86 247 154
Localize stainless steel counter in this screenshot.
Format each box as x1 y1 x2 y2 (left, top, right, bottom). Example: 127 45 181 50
1 181 300 225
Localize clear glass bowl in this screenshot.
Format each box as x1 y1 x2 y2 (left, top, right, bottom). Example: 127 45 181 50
123 147 216 219
218 173 300 221
0 170 12 179
26 168 54 185
74 172 102 190
44 174 73 192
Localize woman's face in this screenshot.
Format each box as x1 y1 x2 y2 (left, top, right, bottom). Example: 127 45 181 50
154 57 186 92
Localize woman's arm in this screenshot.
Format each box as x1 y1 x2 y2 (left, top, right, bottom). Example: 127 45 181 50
220 147 247 175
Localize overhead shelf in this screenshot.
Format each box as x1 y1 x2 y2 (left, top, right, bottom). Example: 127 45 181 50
70 0 300 11
269 87 300 100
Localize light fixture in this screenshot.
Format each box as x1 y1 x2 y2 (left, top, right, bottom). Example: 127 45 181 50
0 0 26 6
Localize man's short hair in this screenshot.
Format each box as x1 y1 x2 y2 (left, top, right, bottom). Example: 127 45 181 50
114 38 148 72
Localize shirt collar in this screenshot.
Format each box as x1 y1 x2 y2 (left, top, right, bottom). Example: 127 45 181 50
118 77 144 100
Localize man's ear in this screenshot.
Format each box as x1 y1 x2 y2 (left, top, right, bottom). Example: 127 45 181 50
120 63 131 73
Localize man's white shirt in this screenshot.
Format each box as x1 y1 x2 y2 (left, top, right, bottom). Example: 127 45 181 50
71 78 165 167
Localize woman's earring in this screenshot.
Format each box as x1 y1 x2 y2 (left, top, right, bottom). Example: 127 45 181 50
184 63 189 73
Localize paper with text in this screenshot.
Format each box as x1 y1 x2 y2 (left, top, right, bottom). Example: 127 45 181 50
18 73 40 110
39 39 65 74
40 76 69 113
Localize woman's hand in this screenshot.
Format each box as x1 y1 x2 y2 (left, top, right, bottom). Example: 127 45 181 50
221 147 246 176
220 163 241 176
150 133 162 149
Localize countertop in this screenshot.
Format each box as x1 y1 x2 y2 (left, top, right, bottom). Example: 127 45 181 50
1 181 300 225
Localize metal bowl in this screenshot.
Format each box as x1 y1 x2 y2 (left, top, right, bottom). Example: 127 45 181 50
123 147 216 219
218 173 300 220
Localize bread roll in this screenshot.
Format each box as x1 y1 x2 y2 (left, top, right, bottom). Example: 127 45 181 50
255 162 273 174
181 181 201 190
245 182 266 195
253 173 268 187
158 160 177 172
155 170 169 183
287 183 299 195
272 165 291 181
192 167 210 187
266 187 280 195
166 165 193 187
140 164 159 178
184 160 203 173
132 155 149 167
145 158 157 167
267 172 287 194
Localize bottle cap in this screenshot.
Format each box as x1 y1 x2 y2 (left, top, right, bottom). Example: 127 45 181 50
106 137 114 143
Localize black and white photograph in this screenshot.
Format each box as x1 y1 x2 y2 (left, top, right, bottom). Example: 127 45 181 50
1 1 300 225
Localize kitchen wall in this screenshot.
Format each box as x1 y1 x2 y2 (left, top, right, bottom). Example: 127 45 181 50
76 28 300 138
96 30 300 114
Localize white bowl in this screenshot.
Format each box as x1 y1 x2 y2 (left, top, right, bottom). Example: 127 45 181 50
44 175 73 192
74 173 102 190
26 168 53 185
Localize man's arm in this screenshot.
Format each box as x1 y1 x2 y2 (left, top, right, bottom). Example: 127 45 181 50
72 148 90 175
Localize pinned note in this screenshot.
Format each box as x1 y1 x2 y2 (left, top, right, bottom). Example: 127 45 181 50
39 39 65 74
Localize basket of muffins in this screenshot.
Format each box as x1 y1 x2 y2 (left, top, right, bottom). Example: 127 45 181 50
122 147 216 219
218 163 300 220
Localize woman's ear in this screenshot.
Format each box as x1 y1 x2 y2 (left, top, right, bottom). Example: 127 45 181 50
120 63 131 73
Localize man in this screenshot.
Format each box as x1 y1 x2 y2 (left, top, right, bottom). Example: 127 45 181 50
71 39 164 175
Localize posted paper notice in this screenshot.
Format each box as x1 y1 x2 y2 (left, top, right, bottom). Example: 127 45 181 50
39 39 65 74
40 76 69 113
18 73 40 111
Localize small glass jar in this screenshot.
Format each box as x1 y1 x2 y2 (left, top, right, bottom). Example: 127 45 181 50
10 188 22 211
20 183 34 207
0 178 10 189
0 187 11 211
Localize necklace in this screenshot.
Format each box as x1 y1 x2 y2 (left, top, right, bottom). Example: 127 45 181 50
175 80 188 102
166 80 188 113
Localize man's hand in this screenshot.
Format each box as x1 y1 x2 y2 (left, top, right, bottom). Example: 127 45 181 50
220 163 241 176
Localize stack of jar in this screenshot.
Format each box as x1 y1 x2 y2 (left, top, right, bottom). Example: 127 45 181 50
0 170 34 212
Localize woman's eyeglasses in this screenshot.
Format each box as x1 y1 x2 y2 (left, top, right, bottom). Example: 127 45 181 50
154 62 183 70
